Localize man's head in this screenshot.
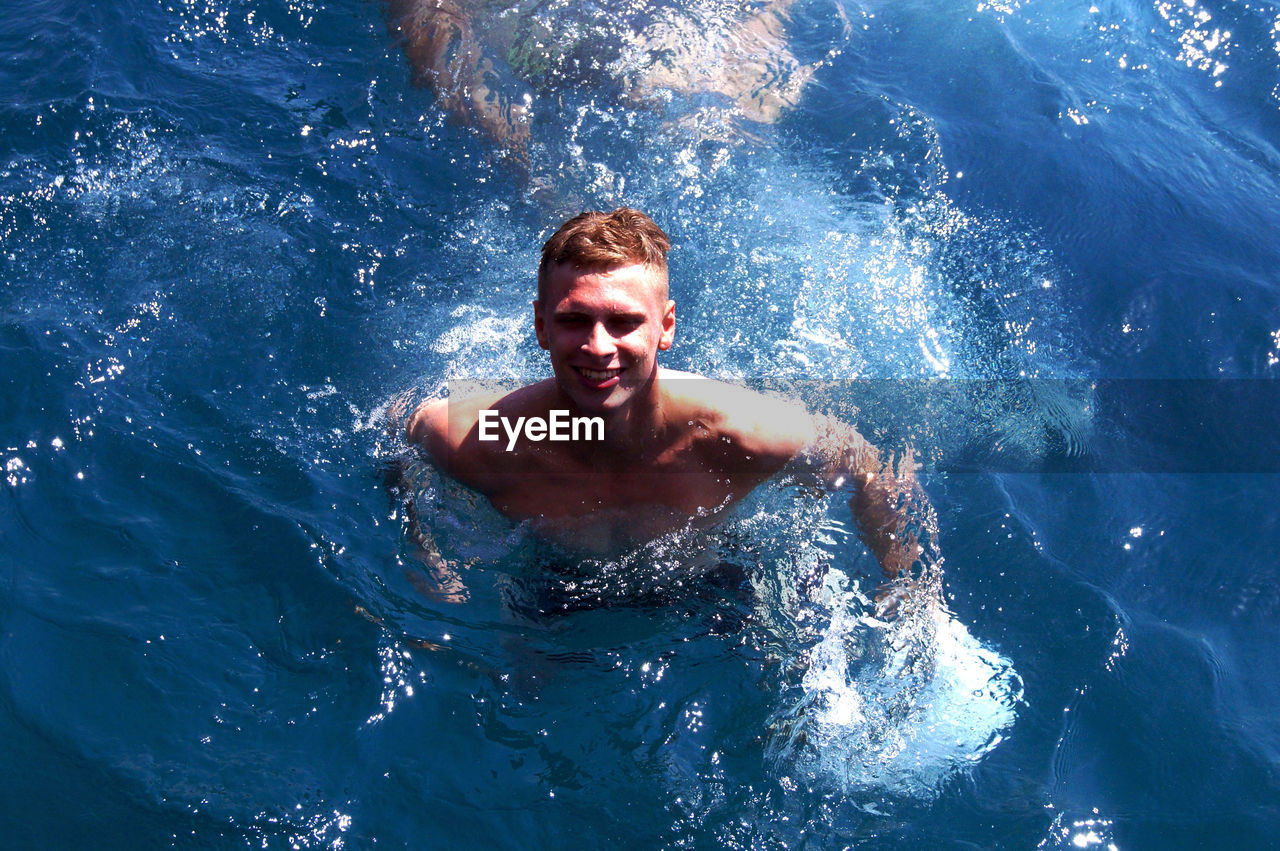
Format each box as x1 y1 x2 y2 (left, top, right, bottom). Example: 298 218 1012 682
534 208 675 416
537 207 670 302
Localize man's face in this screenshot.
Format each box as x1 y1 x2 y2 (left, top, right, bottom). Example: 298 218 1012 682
534 262 675 414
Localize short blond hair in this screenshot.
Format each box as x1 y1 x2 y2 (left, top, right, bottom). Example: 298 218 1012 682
537 207 670 301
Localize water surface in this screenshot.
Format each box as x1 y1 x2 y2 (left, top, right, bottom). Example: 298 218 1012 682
3 0 1280 847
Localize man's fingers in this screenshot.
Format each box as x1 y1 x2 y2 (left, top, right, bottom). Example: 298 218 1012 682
406 559 470 604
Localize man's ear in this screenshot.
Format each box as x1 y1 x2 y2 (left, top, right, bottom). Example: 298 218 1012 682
657 299 675 351
533 300 549 350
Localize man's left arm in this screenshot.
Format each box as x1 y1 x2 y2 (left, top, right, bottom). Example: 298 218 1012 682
703 382 936 583
795 414 934 583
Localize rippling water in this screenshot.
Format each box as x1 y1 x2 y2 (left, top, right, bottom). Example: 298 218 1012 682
3 0 1279 847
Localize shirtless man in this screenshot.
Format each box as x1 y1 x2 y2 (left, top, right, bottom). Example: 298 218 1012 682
402 207 927 599
383 0 844 159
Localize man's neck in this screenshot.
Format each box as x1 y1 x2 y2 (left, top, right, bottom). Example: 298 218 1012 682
558 371 667 459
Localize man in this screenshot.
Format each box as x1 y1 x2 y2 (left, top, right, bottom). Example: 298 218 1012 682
383 0 841 159
402 208 928 600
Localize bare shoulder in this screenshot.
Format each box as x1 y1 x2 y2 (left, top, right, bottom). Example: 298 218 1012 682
406 382 532 469
407 395 476 461
659 369 815 464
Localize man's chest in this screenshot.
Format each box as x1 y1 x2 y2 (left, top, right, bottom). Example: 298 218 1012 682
485 463 739 520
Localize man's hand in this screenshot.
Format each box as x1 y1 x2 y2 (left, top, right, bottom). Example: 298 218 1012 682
802 415 936 584
383 402 470 605
398 461 470 604
849 446 926 581
406 548 470 605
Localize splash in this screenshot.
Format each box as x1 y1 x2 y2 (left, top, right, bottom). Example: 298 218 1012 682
776 567 1021 799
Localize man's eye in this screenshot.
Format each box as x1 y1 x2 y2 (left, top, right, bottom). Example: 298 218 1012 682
610 318 644 332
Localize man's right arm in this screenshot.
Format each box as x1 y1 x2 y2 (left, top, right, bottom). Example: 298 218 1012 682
405 397 448 463
385 396 470 603
405 392 504 481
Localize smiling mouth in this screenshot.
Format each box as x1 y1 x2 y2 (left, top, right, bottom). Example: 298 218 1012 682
575 366 623 383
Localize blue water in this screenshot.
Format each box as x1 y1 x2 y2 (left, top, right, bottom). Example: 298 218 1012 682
3 0 1279 847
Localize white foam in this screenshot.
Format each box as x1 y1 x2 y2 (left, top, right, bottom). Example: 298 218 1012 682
779 568 1021 799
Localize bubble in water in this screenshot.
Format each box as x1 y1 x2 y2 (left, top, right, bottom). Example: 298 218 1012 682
769 568 1021 800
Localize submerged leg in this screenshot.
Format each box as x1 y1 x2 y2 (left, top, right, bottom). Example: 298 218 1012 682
622 0 848 125
385 0 531 159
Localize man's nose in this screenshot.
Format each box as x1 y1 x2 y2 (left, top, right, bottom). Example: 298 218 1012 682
584 321 616 357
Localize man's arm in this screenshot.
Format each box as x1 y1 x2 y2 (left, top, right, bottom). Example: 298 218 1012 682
383 395 468 603
404 389 506 479
405 396 448 462
800 415 934 583
394 455 470 604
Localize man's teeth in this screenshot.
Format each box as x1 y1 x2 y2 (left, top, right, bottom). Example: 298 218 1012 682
580 367 622 381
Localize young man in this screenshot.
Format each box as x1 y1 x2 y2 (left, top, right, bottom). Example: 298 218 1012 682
383 0 832 159
403 208 927 599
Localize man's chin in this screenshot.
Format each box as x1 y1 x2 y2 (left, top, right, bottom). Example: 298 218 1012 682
556 367 655 415
560 380 637 416
570 388 631 415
